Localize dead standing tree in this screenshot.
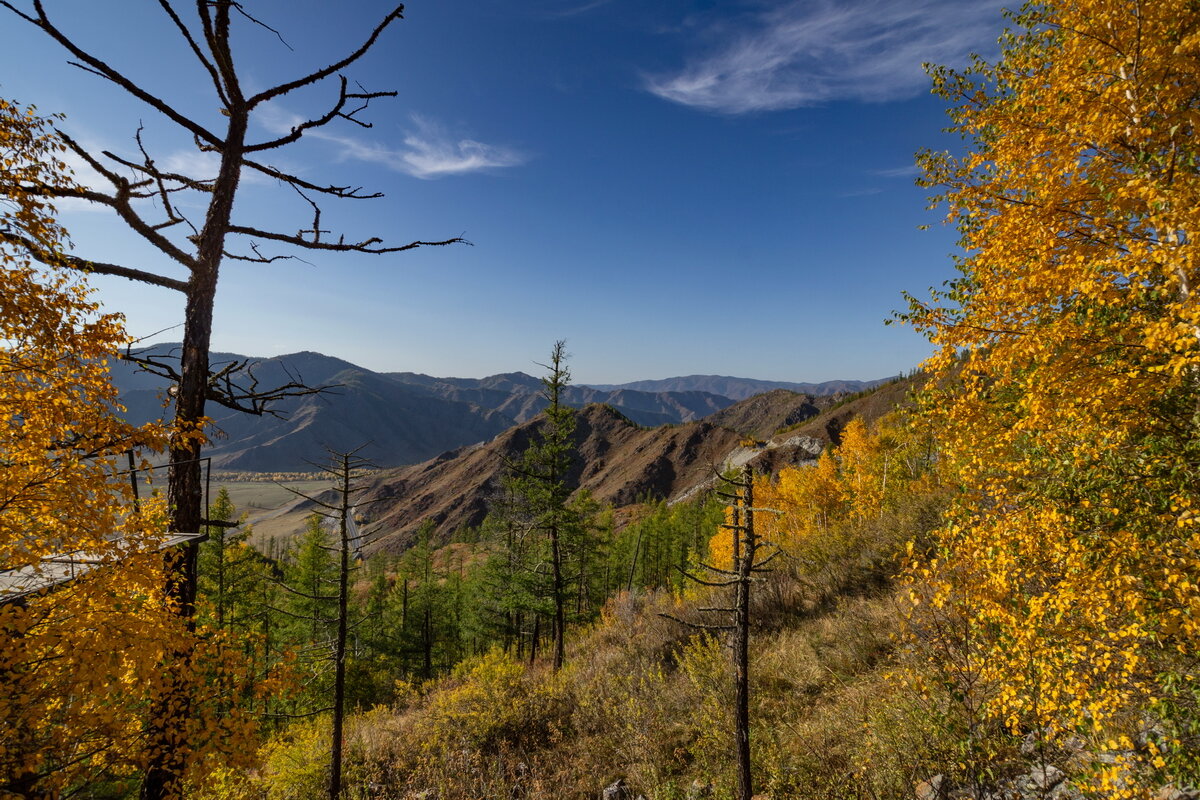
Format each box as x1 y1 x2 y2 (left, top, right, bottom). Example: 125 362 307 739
276 448 374 800
0 2 462 796
663 464 780 800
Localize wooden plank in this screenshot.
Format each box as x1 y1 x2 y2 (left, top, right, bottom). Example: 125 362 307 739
0 532 206 604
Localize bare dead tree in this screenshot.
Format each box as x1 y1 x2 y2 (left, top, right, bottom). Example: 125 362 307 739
0 3 464 796
277 447 374 800
661 464 780 800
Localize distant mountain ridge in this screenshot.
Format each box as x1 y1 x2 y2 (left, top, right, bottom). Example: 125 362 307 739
387 371 734 427
345 378 915 552
111 349 513 472
112 347 890 471
109 345 891 472
584 374 891 401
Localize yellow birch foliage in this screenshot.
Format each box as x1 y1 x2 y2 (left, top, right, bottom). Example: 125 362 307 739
710 414 928 574
902 0 1200 790
0 97 264 796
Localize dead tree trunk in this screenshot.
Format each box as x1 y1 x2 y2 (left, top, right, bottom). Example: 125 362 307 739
732 467 754 800
1 4 464 795
278 448 372 800
662 464 778 800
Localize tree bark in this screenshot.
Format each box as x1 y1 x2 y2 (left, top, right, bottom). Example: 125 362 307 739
733 465 755 800
329 456 352 800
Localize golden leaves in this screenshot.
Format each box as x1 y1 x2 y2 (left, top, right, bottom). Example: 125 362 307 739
901 0 1200 788
1 97 261 795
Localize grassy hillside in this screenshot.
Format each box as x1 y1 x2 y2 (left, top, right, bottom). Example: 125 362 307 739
201 407 962 800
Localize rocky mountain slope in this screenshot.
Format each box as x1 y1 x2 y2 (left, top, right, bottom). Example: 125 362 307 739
358 405 744 552
111 348 745 470
585 374 892 400
349 380 913 553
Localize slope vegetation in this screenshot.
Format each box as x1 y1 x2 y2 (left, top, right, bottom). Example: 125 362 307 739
355 379 915 552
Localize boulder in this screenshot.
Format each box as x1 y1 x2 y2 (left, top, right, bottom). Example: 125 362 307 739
603 778 631 800
916 775 946 800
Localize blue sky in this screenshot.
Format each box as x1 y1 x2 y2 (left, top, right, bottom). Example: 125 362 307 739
1 0 1007 384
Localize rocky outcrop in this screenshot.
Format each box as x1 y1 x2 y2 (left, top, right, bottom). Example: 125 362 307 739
351 378 917 553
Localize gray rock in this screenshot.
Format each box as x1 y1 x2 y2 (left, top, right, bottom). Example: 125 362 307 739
603 779 631 800
916 775 946 800
1029 765 1065 791
776 435 824 458
1158 784 1200 800
1020 732 1044 756
1062 735 1087 753
687 779 714 799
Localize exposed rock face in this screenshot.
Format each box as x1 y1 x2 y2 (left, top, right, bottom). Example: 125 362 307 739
602 778 632 800
359 404 748 553
355 378 916 553
916 776 944 800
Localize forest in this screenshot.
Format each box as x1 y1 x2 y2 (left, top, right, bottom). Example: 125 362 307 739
4 0 1200 798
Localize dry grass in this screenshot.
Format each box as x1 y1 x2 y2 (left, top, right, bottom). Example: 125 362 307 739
276 580 918 800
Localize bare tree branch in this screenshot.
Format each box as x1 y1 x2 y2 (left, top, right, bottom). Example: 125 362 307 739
246 5 405 108
119 348 336 417
658 612 734 632
228 1 293 52
1 1 222 147
156 0 229 107
227 223 469 254
245 76 396 153
221 242 310 266
241 156 382 199
0 231 189 292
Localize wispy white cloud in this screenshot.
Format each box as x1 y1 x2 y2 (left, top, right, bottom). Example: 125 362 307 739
546 0 612 18
158 149 222 181
646 0 1003 114
256 108 523 180
872 164 922 179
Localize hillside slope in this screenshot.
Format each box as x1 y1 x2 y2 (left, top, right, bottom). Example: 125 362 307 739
586 374 892 400
355 379 915 552
359 404 749 553
113 348 744 470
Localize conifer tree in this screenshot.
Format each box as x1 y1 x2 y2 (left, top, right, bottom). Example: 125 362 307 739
502 341 579 670
274 450 373 800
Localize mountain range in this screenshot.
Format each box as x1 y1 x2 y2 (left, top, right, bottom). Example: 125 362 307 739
583 375 886 401
110 345 890 472
290 378 915 553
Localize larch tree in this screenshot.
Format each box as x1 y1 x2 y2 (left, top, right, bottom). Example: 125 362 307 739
904 0 1200 791
669 465 778 800
502 341 578 670
0 5 463 796
278 449 373 800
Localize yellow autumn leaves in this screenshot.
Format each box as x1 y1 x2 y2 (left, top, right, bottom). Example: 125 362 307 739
0 97 264 797
709 415 938 585
902 0 1200 793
